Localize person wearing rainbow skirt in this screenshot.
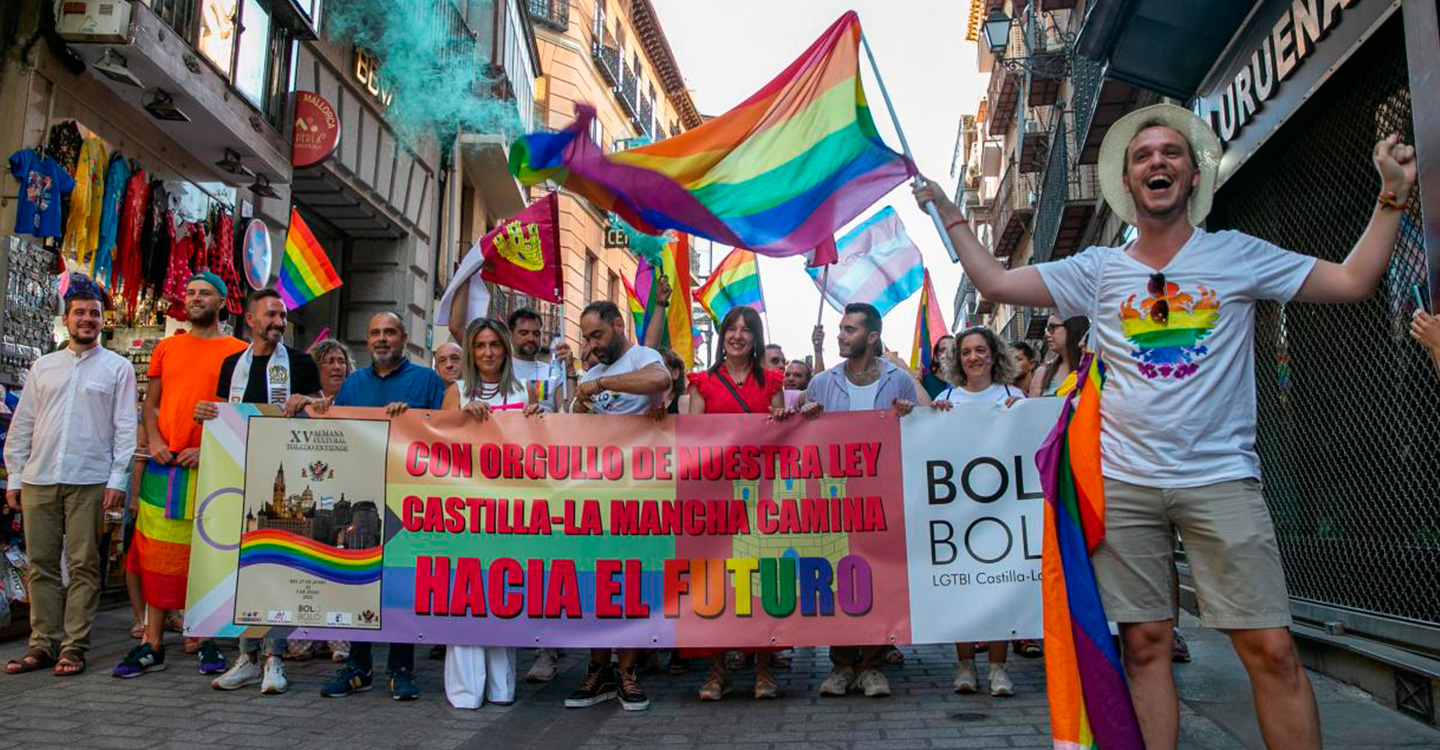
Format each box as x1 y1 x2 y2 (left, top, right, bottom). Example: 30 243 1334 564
114 273 246 678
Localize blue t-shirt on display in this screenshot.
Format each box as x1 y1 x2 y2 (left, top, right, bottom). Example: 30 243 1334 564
8 149 75 237
334 357 448 410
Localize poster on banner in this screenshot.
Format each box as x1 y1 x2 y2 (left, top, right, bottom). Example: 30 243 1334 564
185 406 913 648
233 417 389 629
902 399 1064 643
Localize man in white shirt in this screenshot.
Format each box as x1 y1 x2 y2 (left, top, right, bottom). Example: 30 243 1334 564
506 307 561 415
565 301 670 712
4 277 136 676
914 104 1416 750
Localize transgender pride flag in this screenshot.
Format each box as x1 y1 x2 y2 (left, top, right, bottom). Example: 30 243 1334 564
805 206 923 317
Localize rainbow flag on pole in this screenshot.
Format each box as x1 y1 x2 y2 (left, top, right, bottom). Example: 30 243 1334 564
1035 355 1146 750
278 208 342 309
909 269 947 371
508 12 912 257
694 248 764 324
628 235 696 369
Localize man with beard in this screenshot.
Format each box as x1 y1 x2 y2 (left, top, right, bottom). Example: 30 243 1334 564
4 277 136 677
432 342 463 387
914 104 1416 750
506 308 561 416
114 272 247 678
317 312 447 701
799 302 917 699
565 301 670 712
193 288 322 694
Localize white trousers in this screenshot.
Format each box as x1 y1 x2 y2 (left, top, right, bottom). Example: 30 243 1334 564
444 645 517 709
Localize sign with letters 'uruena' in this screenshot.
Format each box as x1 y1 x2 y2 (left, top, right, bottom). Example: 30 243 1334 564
184 400 1063 647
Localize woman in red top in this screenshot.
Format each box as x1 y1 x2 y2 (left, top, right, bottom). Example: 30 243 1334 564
684 306 785 701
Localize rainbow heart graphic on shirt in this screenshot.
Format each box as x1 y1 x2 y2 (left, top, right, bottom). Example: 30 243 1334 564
1119 281 1220 379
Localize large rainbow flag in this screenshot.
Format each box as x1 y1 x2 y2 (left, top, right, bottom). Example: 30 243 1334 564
626 234 695 368
909 269 947 371
508 12 913 256
694 248 763 324
278 208 343 309
1035 354 1146 750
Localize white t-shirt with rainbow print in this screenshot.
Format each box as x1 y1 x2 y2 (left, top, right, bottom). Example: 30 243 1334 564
1038 227 1316 488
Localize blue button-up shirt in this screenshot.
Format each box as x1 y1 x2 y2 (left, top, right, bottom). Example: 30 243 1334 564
334 358 447 410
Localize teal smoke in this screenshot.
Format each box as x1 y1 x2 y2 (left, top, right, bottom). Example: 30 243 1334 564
325 0 523 146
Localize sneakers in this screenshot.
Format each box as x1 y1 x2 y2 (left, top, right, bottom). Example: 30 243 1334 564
320 666 374 697
857 668 891 698
565 662 618 708
261 656 288 695
211 655 262 690
112 643 165 678
988 662 1014 697
526 648 561 683
754 660 778 700
818 665 856 696
197 640 227 675
1172 628 1192 663
389 668 420 701
953 659 979 694
698 662 730 701
617 666 649 711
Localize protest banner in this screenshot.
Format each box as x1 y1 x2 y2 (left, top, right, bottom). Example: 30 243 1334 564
184 402 1054 647
901 399 1063 643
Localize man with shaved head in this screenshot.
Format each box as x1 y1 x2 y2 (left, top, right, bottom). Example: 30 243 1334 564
432 341 463 387
313 311 448 701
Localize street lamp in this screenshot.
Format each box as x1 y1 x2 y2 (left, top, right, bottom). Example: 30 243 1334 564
983 7 1013 56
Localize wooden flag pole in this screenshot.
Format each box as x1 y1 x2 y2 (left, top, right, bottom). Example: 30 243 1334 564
860 32 961 264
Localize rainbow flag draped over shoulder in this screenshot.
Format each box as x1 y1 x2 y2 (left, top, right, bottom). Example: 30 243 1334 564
1035 354 1145 750
909 269 947 371
509 12 913 256
694 248 763 324
278 208 343 309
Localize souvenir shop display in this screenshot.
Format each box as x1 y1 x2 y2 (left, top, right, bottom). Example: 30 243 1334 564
0 237 59 386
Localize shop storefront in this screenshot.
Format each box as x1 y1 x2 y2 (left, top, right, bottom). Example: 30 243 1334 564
1193 0 1440 711
0 0 315 619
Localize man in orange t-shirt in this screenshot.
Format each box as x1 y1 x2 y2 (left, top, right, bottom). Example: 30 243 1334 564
114 272 246 679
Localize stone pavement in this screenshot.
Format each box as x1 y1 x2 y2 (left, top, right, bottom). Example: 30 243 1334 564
2 607 1438 750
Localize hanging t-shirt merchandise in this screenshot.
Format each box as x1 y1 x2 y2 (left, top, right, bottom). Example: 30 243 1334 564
8 148 76 238
1037 227 1317 488
580 345 666 415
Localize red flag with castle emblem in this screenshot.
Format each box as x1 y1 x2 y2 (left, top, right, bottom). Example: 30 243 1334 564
479 192 563 302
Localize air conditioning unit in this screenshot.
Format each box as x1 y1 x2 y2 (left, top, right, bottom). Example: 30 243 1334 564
57 0 133 44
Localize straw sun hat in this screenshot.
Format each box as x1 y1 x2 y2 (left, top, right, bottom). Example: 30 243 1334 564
1097 103 1223 227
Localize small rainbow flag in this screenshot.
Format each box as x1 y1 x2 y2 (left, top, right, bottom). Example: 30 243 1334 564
239 529 382 585
1036 354 1146 750
526 379 552 405
277 208 343 309
909 269 948 371
694 248 764 324
628 235 695 369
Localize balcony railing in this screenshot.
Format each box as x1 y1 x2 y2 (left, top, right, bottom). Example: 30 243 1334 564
991 161 1039 259
1071 54 1104 156
1032 111 1102 263
638 95 654 136
592 40 621 87
618 63 639 118
1032 114 1068 264
150 0 198 45
529 0 570 31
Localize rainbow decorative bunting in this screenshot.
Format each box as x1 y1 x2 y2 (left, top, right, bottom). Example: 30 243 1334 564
1036 354 1146 750
277 208 343 309
508 12 913 256
238 529 382 585
694 248 764 324
909 269 947 371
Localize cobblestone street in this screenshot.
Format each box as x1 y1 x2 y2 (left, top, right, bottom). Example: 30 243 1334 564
3 609 1438 750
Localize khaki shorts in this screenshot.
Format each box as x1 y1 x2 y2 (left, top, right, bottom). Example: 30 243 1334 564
1094 477 1293 630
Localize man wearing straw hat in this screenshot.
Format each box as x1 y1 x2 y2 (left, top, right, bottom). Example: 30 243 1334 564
915 103 1416 750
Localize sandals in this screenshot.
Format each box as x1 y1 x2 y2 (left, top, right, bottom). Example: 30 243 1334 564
4 648 56 675
1014 639 1044 658
54 650 85 676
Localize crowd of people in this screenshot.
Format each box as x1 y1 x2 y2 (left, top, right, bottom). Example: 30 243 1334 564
0 101 1423 750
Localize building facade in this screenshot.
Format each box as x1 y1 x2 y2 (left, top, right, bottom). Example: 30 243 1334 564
525 0 702 352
